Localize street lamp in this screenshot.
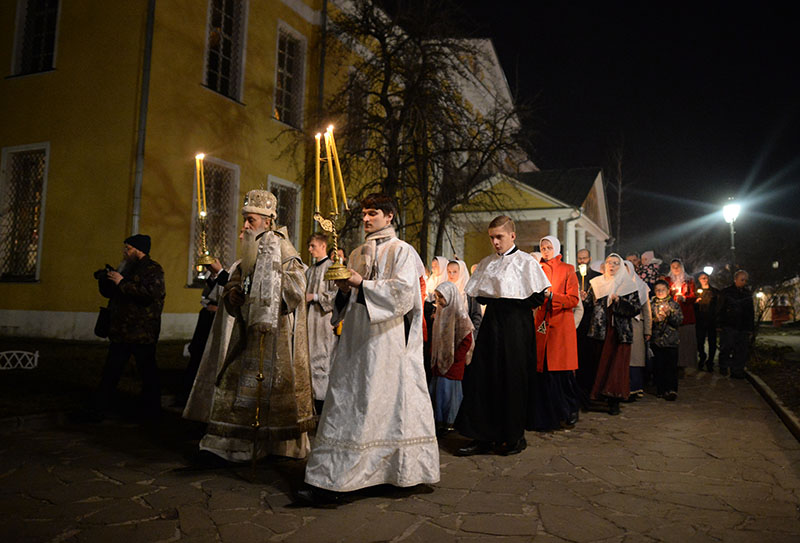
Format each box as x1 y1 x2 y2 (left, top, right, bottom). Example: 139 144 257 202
723 201 740 268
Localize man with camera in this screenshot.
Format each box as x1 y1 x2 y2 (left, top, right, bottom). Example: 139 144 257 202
88 234 165 421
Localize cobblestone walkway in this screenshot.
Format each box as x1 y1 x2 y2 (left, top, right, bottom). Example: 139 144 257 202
2 370 799 542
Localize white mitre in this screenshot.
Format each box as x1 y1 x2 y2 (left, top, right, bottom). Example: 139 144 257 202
464 248 550 299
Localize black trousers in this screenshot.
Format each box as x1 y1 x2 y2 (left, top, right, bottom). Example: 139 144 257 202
652 345 678 395
695 320 717 366
95 342 160 414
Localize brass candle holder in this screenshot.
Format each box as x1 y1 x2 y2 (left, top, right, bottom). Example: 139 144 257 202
314 126 351 281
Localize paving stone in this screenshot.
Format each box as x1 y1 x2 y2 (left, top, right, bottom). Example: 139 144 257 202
218 521 273 542
455 491 524 514
401 520 459 543
460 514 538 536
538 504 624 542
646 523 719 543
208 489 261 510
178 504 216 537
250 511 301 534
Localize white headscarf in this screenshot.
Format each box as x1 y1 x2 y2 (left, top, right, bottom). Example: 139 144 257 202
448 259 470 297
426 256 448 299
539 235 561 259
432 281 475 375
667 258 689 288
641 250 662 267
624 260 650 310
589 253 638 306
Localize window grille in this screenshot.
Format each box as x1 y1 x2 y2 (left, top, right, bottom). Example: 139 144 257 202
273 29 304 127
190 160 237 286
268 179 300 246
0 147 47 282
14 0 59 75
204 0 246 100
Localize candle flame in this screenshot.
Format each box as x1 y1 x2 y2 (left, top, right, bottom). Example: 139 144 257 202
327 125 334 132
200 211 207 217
315 133 321 140
195 153 205 160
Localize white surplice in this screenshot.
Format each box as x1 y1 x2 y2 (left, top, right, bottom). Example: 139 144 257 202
305 257 338 400
304 234 440 492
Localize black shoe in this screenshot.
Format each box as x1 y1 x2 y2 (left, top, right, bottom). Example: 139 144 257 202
608 401 621 416
455 440 492 457
561 411 579 429
293 486 342 507
436 426 454 438
500 437 527 456
664 391 678 401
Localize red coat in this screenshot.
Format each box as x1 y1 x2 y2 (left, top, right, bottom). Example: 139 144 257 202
665 276 696 325
534 255 580 372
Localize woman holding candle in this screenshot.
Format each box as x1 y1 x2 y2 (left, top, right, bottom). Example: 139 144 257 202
586 254 641 415
665 258 698 375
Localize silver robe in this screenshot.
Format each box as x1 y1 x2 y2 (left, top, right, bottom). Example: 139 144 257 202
304 236 440 492
200 228 314 461
305 258 338 400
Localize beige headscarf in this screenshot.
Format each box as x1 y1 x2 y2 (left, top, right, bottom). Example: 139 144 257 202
589 253 638 306
432 281 475 375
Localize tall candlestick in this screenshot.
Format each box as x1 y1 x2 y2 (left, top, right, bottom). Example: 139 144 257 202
194 154 204 216
327 126 349 210
314 134 321 213
323 131 338 210
199 156 207 216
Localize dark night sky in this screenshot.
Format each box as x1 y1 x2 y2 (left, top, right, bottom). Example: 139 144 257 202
455 1 800 255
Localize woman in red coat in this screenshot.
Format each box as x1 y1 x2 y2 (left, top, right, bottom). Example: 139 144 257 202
531 236 581 431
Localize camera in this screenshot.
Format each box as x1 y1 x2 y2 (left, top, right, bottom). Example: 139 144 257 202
93 264 114 280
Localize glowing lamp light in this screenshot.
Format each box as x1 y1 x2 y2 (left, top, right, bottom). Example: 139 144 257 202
703 266 714 275
723 203 741 224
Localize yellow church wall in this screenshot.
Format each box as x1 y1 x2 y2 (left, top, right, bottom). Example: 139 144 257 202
458 178 556 213
0 1 148 312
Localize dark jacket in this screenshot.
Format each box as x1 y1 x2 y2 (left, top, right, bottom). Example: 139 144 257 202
718 284 755 331
99 256 166 344
694 285 720 325
650 296 683 348
587 289 641 344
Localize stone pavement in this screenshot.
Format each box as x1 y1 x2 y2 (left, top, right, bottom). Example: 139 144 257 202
1 370 799 543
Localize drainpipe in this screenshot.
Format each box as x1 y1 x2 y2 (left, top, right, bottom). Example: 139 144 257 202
317 0 327 116
131 0 156 235
564 207 583 265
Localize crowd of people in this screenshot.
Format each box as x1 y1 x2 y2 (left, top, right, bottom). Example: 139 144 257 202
81 189 757 506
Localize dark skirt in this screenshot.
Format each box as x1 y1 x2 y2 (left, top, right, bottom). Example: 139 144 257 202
531 355 579 431
591 319 631 400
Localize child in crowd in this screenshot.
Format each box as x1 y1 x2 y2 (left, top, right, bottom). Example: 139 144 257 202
430 281 474 437
650 279 683 400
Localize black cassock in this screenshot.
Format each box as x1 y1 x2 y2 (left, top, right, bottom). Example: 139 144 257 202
455 291 545 444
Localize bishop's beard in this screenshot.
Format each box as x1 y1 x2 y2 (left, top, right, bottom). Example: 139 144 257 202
239 229 262 278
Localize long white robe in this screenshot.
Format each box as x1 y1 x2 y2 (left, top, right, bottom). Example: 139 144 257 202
305 258 338 400
304 236 440 492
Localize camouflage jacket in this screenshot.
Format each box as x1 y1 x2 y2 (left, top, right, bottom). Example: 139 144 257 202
99 256 166 344
649 297 683 348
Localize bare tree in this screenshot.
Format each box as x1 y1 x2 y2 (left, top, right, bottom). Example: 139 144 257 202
313 0 533 262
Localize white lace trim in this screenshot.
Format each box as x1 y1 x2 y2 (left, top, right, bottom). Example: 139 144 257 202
313 434 437 451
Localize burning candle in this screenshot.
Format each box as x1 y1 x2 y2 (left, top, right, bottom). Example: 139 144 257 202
578 263 587 290
323 131 338 210
195 153 206 216
327 125 349 210
314 134 321 213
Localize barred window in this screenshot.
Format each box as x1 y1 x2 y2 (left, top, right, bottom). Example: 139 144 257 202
0 146 48 282
273 27 305 128
268 176 301 247
204 0 247 100
13 0 60 75
189 159 239 286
